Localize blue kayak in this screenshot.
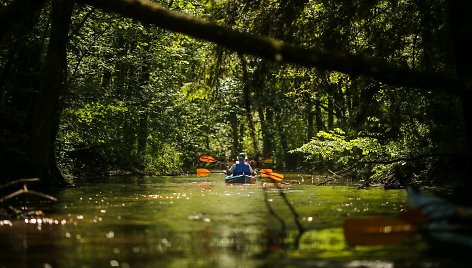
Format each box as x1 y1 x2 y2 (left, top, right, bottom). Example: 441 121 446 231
225 174 256 184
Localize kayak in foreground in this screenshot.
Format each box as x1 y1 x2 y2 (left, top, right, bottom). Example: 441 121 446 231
225 174 256 184
343 186 472 252
406 186 472 253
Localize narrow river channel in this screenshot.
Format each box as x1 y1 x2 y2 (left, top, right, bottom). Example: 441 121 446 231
0 174 469 267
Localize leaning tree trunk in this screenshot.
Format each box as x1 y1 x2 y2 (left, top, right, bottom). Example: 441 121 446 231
30 0 74 186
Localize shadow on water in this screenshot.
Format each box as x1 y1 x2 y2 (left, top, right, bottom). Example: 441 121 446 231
1 174 471 267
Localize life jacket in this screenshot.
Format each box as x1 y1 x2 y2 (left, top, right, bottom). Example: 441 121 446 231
233 161 252 175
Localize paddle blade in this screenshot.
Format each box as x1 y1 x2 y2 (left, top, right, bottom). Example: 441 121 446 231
259 169 273 177
196 168 211 177
265 172 284 181
398 208 428 225
199 155 216 163
343 216 418 245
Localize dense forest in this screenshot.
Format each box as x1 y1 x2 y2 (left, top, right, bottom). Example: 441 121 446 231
1 0 472 200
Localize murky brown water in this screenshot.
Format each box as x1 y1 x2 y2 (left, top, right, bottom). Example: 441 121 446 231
0 174 469 267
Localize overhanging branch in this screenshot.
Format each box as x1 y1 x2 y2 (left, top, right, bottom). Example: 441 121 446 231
75 0 471 95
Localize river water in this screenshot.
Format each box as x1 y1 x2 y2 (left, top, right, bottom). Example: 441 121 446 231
0 174 469 267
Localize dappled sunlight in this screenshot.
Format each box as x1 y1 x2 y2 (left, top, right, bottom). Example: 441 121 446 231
2 0 471 266
0 175 462 267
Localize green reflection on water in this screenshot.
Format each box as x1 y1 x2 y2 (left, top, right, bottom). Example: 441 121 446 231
0 175 467 267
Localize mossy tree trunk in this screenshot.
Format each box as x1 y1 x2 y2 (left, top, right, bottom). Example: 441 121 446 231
30 0 74 186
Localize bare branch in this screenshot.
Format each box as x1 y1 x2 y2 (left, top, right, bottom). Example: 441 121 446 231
0 181 57 203
0 178 40 190
0 187 57 203
316 178 334 186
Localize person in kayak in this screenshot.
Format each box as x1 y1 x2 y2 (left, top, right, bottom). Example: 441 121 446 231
227 153 255 176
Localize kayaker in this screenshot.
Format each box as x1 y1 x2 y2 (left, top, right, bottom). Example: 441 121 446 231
227 153 255 176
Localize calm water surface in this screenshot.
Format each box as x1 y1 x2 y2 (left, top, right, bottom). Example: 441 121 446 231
0 174 469 267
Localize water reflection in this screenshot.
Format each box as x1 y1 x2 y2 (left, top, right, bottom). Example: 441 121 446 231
0 175 470 267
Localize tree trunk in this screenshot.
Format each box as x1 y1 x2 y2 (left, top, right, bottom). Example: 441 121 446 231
114 31 135 169
327 96 334 130
136 59 151 172
229 111 239 160
252 62 273 158
273 110 289 169
258 105 274 158
306 97 314 142
239 53 258 154
447 1 472 193
30 0 74 186
137 112 148 171
314 96 324 132
77 0 470 96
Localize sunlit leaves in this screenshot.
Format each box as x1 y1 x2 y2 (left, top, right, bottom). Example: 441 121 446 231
54 0 461 180
69 102 128 123
180 82 211 100
292 129 382 165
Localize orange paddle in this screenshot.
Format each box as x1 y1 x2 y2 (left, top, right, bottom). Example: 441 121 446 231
199 155 216 163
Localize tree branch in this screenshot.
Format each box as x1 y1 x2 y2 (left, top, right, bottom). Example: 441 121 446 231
0 178 40 190
0 184 57 203
69 7 96 39
75 0 472 95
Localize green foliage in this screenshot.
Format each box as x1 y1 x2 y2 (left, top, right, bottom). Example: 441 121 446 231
144 144 183 175
50 0 465 183
292 124 438 181
56 6 219 175
292 129 381 165
180 82 211 101
0 0 466 187
71 102 128 124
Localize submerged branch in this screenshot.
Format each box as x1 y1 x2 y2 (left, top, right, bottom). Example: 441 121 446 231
0 181 57 203
328 169 343 179
0 178 40 190
315 170 347 185
316 178 335 186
